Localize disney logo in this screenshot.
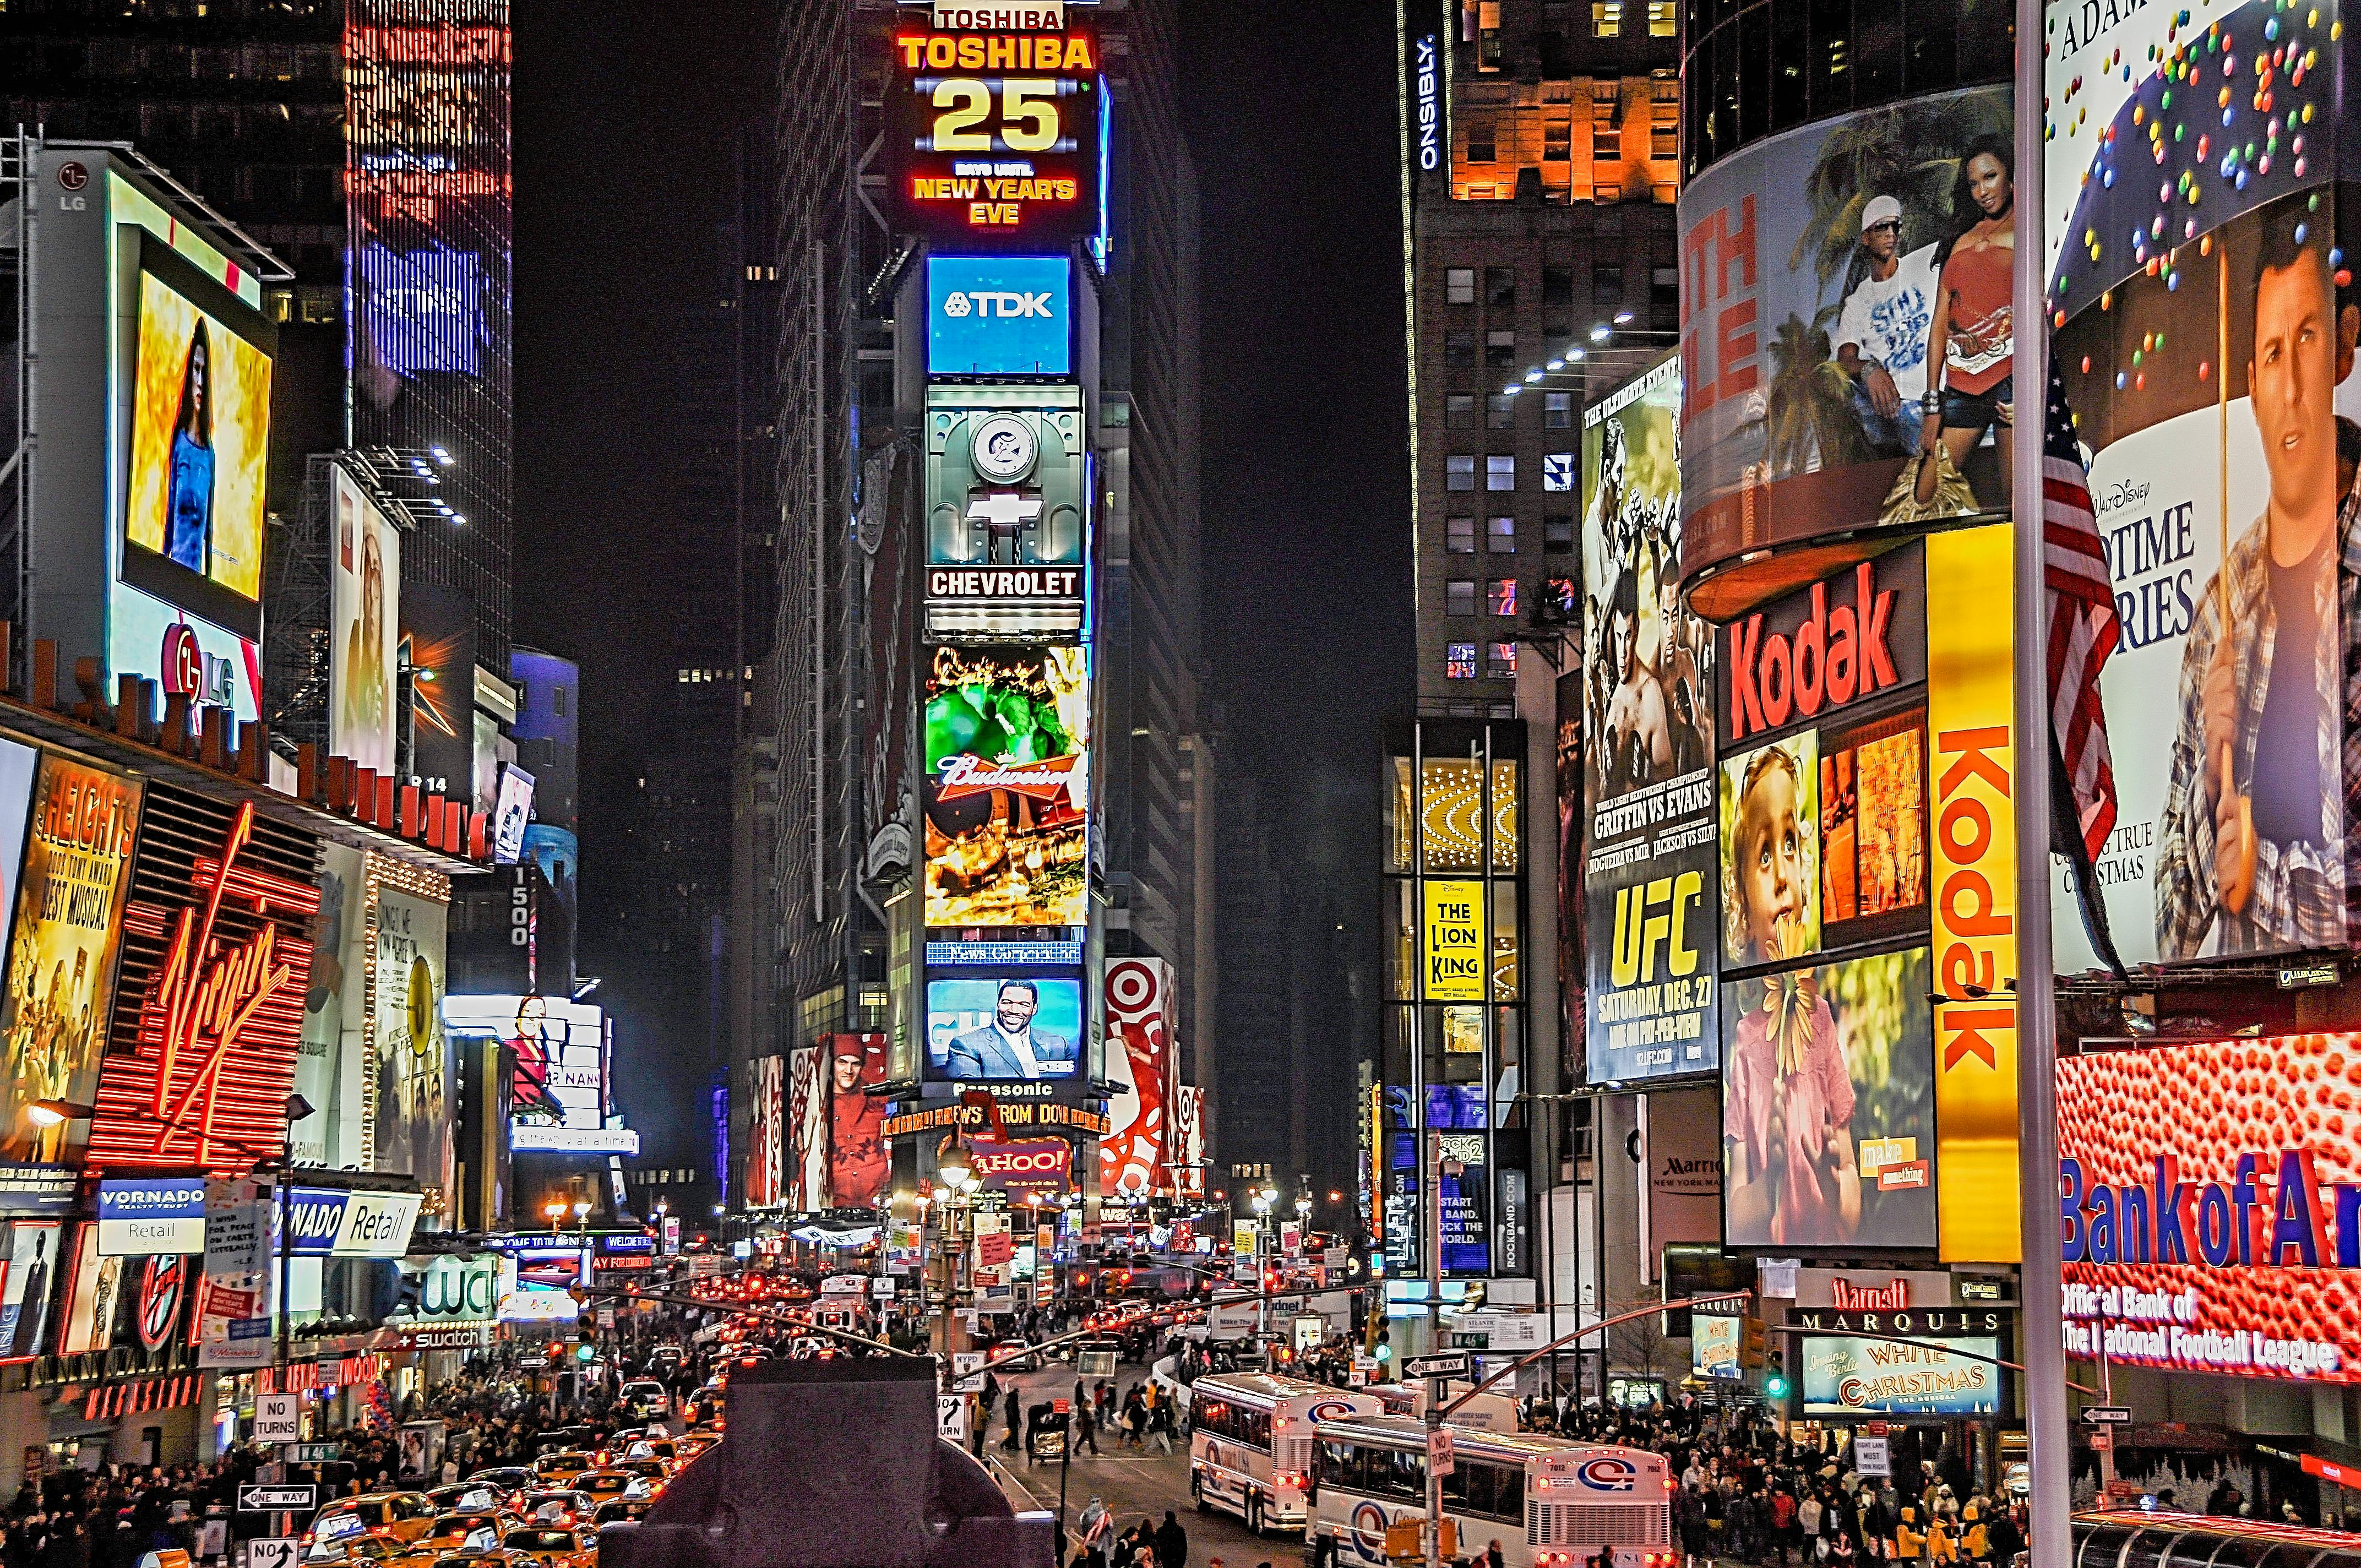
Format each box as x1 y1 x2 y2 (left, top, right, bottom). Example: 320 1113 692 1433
2094 477 2150 516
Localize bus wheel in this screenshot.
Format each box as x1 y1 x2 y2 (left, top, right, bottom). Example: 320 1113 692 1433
1246 1494 1264 1537
1192 1472 1210 1514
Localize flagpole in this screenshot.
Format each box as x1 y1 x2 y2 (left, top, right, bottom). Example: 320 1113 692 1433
2011 2 2074 1561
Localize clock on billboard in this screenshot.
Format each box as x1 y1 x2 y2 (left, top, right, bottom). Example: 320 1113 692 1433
885 18 1102 246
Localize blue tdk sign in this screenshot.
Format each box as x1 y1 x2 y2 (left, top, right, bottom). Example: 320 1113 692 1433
928 255 1071 377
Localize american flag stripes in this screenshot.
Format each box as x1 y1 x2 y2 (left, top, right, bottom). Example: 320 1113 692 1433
2043 364 2121 864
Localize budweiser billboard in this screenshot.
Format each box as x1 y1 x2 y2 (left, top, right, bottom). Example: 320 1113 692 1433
921 644 1089 934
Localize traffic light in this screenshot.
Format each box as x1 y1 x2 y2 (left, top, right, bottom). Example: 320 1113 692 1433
1764 1347 1789 1401
1739 1316 1767 1370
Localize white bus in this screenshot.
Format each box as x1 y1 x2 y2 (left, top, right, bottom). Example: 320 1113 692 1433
1188 1372 1385 1535
1308 1414 1676 1568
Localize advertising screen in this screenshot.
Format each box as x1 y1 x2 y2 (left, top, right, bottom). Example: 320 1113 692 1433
2057 1034 2361 1384
926 976 1084 1081
1555 669 1583 1082
400 580 477 800
1693 1314 1743 1380
1721 946 1936 1251
783 1046 828 1212
370 885 448 1192
928 256 1072 376
883 20 1102 246
747 1054 784 1210
358 239 484 377
1437 1131 1490 1276
1677 86 2014 619
1100 957 1174 1197
0 755 141 1164
331 466 403 779
2042 0 2354 966
119 233 273 642
1799 1334 2001 1418
923 645 1089 932
826 1035 890 1212
491 766 535 865
1581 359 1717 1084
923 385 1088 639
445 995 633 1156
0 1220 59 1357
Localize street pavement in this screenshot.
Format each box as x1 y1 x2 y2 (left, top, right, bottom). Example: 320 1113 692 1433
987 1365 1302 1568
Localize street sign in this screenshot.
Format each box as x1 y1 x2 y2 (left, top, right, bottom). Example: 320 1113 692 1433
2090 1433 2113 1452
1852 1436 1891 1478
1402 1353 1472 1381
244 1540 300 1568
517 1353 548 1370
253 1396 300 1445
237 1487 315 1515
2082 1406 2134 1425
1427 1427 1456 1477
1053 1398 1071 1414
953 1351 987 1393
936 1396 968 1444
285 1444 340 1463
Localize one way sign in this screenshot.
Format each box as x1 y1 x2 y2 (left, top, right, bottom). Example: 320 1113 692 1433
2080 1407 2133 1426
237 1487 316 1514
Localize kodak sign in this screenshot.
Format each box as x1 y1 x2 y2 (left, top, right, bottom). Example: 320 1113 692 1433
1717 543 1926 747
1924 529 2019 1263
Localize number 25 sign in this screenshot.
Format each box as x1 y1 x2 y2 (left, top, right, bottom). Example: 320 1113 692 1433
886 22 1101 243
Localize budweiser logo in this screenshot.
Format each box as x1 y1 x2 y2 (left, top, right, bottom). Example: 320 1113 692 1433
1829 1277 1911 1311
935 752 1080 804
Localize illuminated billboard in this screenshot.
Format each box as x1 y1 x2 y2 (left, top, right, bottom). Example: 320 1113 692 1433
746 1054 784 1210
883 20 1103 246
1100 959 1174 1197
925 975 1084 1082
922 644 1089 933
1579 358 1717 1085
2058 1035 2361 1384
368 878 449 1191
444 994 637 1156
924 385 1087 639
331 465 403 778
1798 1333 2003 1419
826 1035 890 1211
928 256 1072 376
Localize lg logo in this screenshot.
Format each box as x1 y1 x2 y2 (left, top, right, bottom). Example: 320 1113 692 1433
943 290 1054 319
161 623 237 707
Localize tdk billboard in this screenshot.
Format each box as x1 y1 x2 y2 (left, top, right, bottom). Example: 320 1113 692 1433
927 255 1071 377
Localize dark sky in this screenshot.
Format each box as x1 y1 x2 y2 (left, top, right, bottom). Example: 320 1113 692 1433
514 0 1410 1011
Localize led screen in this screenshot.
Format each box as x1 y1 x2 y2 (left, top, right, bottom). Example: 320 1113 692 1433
444 995 634 1156
923 645 1089 932
926 975 1084 1082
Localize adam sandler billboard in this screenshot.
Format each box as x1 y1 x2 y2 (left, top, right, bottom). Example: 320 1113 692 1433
2043 0 2361 966
1580 360 1718 1084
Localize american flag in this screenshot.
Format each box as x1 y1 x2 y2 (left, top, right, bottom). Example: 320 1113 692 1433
2044 363 2120 862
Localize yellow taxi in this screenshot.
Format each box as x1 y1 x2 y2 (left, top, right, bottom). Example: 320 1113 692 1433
528 1452 595 1487
670 1432 720 1461
306 1495 442 1551
410 1515 510 1556
573 1469 655 1507
302 1534 407 1567
499 1529 594 1568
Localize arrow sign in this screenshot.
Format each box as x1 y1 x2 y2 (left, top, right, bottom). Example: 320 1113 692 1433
1401 1353 1472 1381
2081 1406 2133 1426
238 1487 316 1514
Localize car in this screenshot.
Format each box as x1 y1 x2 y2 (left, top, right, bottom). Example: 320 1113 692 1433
670 1432 720 1460
622 1438 679 1466
619 1379 672 1418
303 1532 408 1566
460 1469 536 1501
306 1495 442 1550
609 1458 667 1490
590 1500 652 1529
574 1470 653 1506
411 1515 509 1555
530 1452 594 1487
499 1531 594 1568
425 1551 533 1568
424 1486 510 1517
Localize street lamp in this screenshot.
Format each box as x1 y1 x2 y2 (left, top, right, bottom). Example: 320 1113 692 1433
938 1139 974 1191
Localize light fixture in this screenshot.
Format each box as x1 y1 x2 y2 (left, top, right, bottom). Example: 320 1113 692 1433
1614 310 1635 324
450 514 468 527
285 1093 316 1122
1568 348 1586 361
1590 324 1612 342
25 1099 95 1129
1501 385 1521 396
712 1203 726 1217
938 1140 973 1191
1547 359 1565 372
429 445 453 465
572 1201 591 1219
1523 369 1543 383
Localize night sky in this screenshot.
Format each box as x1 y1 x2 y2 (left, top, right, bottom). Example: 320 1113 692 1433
514 0 1410 1069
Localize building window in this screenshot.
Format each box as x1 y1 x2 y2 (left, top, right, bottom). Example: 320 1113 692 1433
1447 455 1478 492
1446 516 1478 554
1486 394 1516 429
1484 267 1516 309
1446 643 1478 680
1544 391 1574 429
1484 329 1516 367
1466 121 1497 164
1488 641 1519 679
1543 454 1576 492
1446 268 1477 306
1544 513 1576 553
1593 263 1624 314
1488 516 1518 553
1593 91 1623 162
1592 1 1623 35
1446 581 1479 617
1653 265 1680 323
1489 579 1519 616
1478 28 1503 68
1446 393 1478 429
1544 120 1573 163
1649 0 1675 32
1445 331 1477 368
1486 455 1517 492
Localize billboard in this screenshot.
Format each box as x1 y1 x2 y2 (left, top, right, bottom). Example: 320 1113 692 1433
783 1046 829 1212
1555 670 1583 1082
1721 946 1937 1251
2043 0 2355 966
924 385 1087 639
883 19 1103 246
1693 1313 1743 1379
928 256 1073 376
826 1035 890 1212
0 1221 61 1357
369 884 449 1196
331 466 403 778
296 845 364 1171
922 645 1089 932
0 754 141 1163
926 976 1085 1082
401 580 477 801
2057 1034 2361 1384
95 1180 205 1257
119 232 272 644
1580 359 1717 1084
972 1138 1071 1196
444 995 634 1156
492 766 535 865
1677 86 2014 619
1100 957 1174 1197
1798 1333 2003 1418
747 1054 784 1210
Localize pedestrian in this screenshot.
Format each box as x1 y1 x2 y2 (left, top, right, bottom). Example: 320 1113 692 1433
1003 1389 1022 1453
1484 1540 1506 1568
1147 1400 1176 1457
1076 1401 1101 1457
1155 1510 1187 1568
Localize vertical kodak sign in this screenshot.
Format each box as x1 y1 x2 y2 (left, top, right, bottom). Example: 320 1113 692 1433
1925 526 2019 1262
1422 880 1486 1000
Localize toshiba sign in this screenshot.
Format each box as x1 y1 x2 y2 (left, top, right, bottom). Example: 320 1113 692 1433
1716 543 1926 748
971 1137 1073 1193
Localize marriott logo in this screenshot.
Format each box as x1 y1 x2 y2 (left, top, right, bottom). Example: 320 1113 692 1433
1829 1277 1911 1311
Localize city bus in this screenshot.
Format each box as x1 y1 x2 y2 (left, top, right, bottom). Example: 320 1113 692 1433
1188 1373 1386 1535
1307 1414 1675 1568
2072 1509 2361 1568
